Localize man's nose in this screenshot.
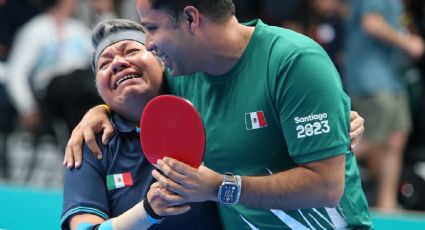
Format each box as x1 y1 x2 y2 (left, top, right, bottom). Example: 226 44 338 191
145 36 156 52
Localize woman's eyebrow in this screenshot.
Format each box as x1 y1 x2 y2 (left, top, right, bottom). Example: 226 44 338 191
100 42 129 59
99 51 114 61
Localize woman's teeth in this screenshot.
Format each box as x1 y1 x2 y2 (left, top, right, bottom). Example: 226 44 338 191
114 74 141 89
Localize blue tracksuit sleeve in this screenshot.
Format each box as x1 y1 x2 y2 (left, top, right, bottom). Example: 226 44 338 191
61 144 110 230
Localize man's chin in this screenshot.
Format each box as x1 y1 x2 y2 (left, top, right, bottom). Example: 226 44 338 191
169 66 196 77
169 68 183 77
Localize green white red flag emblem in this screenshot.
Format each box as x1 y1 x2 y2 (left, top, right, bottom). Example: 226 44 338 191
107 172 133 190
245 111 267 130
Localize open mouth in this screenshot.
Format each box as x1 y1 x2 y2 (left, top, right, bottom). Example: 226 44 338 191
114 73 142 89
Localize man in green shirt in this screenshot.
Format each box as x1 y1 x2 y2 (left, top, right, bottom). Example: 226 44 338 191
139 0 371 229
65 0 372 229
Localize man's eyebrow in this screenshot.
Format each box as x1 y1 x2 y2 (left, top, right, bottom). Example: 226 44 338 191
140 20 157 28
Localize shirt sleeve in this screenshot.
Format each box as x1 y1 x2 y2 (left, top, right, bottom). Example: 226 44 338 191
6 21 42 114
360 0 385 15
61 144 110 230
275 48 351 164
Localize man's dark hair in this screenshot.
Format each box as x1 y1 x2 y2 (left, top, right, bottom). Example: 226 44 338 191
149 0 235 23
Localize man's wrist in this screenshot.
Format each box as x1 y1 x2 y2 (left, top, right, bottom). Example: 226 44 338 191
217 173 242 205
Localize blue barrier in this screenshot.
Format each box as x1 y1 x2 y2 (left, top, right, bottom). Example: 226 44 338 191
0 185 62 230
1 184 425 229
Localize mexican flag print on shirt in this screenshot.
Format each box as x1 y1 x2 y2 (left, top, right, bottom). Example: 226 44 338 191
107 172 133 190
245 111 267 130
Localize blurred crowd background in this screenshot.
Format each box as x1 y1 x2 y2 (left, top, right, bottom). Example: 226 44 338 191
0 0 425 215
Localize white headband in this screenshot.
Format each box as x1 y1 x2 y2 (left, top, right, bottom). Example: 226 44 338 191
94 30 146 70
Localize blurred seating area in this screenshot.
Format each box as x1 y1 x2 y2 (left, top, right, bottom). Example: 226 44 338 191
0 0 134 187
0 0 424 218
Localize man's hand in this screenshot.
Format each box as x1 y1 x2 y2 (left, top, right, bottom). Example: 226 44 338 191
153 155 345 210
152 157 222 203
63 105 114 168
349 111 364 150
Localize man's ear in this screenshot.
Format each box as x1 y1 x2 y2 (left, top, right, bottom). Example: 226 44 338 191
183 6 199 31
187 12 193 26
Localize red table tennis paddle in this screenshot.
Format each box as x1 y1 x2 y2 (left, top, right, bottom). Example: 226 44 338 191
140 95 205 168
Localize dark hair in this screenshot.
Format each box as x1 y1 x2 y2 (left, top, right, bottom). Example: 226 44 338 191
149 0 235 23
34 0 59 10
90 19 145 72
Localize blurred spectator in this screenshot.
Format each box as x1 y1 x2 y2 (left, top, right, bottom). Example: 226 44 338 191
117 0 139 22
0 0 42 61
404 0 425 145
304 0 346 72
7 0 93 133
78 0 118 27
0 62 13 180
259 0 346 72
5 0 100 180
397 0 425 211
344 0 424 213
0 0 41 180
90 0 117 21
233 0 261 22
260 0 305 31
78 0 139 27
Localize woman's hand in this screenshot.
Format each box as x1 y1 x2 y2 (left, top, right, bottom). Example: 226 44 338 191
147 182 191 216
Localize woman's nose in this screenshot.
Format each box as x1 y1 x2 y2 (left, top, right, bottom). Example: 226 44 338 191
111 57 129 74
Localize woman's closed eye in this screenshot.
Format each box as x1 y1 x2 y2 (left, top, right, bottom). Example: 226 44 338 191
99 60 111 70
126 48 141 56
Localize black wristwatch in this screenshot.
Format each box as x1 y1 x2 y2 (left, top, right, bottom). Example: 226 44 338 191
218 172 242 205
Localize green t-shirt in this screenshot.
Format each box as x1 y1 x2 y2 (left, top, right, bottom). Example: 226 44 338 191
167 20 372 230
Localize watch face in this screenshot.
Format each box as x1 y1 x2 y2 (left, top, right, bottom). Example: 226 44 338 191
219 184 238 204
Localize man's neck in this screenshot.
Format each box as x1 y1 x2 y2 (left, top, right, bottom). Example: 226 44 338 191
201 17 255 76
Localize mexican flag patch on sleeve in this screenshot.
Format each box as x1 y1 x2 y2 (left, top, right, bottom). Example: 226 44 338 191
106 172 133 190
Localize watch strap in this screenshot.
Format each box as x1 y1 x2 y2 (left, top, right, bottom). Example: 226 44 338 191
223 173 237 183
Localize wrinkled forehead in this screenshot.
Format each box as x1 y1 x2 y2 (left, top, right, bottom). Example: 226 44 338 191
100 40 145 58
94 30 146 70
